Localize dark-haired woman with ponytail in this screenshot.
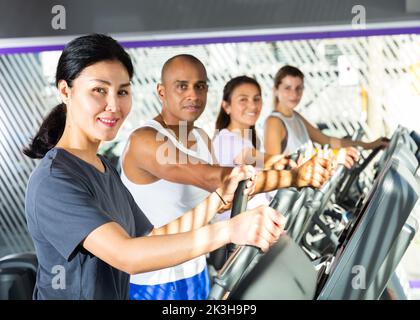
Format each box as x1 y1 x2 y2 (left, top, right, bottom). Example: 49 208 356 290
23 34 285 299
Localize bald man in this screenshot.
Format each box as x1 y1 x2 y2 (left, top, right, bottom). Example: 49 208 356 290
120 54 330 300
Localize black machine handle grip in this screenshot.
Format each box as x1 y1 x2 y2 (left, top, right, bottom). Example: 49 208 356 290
226 179 250 256
210 180 262 300
207 179 248 271
210 175 289 300
230 179 249 218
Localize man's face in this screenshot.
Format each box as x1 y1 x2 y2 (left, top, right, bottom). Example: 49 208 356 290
158 59 208 124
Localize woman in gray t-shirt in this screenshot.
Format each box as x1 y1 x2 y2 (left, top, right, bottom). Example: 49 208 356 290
23 34 284 299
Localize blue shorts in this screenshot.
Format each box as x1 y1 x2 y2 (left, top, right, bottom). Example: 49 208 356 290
129 267 211 300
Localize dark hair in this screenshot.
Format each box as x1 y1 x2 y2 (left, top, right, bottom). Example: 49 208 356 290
273 65 304 108
215 76 261 148
23 33 134 159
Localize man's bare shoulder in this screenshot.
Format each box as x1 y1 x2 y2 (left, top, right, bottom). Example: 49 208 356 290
128 126 166 146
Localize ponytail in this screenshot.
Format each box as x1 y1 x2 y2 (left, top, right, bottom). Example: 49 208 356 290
23 103 66 159
215 106 230 133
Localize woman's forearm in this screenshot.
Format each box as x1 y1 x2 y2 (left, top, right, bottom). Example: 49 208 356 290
329 137 367 149
125 220 231 274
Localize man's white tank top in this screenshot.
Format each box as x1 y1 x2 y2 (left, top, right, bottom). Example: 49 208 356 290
269 111 313 156
121 119 213 286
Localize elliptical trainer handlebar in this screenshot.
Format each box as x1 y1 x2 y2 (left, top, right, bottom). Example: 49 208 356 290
230 180 249 218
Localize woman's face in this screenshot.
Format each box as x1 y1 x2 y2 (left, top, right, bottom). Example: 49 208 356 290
59 60 132 143
223 83 262 129
274 75 304 110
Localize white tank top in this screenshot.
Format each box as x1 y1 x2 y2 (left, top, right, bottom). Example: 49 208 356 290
121 119 213 285
269 111 313 156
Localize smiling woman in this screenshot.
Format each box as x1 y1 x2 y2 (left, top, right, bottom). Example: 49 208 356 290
56 60 132 148
21 34 283 300
23 34 134 162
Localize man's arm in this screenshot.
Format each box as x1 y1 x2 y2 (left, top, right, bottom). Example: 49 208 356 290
150 191 224 235
122 127 231 192
237 148 292 171
254 156 330 193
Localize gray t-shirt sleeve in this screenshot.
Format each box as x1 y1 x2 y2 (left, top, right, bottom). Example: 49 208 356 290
34 173 113 261
106 159 154 237
126 192 154 237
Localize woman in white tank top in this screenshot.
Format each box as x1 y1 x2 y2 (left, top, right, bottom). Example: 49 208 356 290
264 65 389 161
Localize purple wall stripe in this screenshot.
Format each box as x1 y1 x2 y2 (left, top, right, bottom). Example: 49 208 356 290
0 44 65 55
409 280 420 289
1 26 420 55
